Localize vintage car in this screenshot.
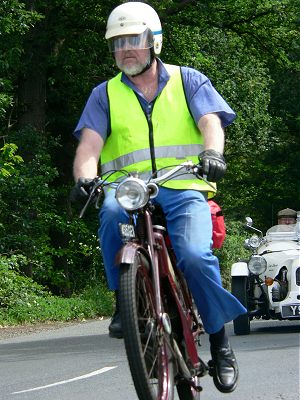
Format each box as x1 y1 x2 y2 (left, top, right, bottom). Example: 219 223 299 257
231 215 300 335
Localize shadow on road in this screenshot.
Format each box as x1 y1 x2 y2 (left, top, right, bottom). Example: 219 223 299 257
251 322 300 335
0 333 124 362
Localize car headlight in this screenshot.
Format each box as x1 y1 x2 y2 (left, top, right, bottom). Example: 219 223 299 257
248 235 261 248
115 178 149 211
248 255 267 275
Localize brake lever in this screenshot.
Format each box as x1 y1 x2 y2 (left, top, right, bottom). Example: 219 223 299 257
95 191 102 209
79 192 94 219
193 164 215 189
79 184 101 218
192 164 204 179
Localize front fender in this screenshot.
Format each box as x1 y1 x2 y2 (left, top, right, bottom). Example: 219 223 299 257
115 242 151 266
231 261 249 277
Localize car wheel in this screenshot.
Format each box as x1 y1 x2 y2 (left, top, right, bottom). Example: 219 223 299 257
231 276 250 335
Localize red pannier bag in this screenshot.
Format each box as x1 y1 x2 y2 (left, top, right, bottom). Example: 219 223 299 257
208 200 226 249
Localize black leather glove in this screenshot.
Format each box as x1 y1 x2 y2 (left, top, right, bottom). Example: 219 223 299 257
198 149 226 182
69 177 94 203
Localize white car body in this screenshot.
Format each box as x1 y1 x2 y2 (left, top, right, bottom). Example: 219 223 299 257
231 222 300 334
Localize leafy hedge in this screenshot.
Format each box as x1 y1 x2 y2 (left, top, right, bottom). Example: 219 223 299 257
214 220 250 289
0 255 113 325
0 131 105 295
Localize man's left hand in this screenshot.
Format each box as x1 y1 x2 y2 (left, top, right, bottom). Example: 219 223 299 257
69 177 94 204
198 149 227 182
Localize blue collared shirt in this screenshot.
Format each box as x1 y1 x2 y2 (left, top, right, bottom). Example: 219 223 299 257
74 59 236 141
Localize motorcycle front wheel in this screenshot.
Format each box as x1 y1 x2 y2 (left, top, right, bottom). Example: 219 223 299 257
119 253 175 400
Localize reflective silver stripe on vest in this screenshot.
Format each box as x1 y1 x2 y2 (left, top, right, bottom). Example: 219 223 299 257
101 144 204 173
136 170 199 181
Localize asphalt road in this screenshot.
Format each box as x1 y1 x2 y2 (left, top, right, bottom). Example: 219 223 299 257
0 319 299 400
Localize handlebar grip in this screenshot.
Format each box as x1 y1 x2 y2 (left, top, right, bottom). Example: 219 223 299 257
195 164 203 176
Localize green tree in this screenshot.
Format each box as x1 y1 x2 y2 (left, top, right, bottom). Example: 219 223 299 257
0 0 42 125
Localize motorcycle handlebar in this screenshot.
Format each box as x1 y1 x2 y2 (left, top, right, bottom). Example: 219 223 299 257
79 161 206 218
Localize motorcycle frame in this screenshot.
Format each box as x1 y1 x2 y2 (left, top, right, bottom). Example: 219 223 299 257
116 207 202 371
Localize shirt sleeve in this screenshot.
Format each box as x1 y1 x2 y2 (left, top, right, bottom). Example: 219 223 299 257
181 67 236 128
73 81 109 141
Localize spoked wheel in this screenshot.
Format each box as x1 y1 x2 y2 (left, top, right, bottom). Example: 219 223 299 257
231 277 250 335
177 379 201 399
119 253 174 400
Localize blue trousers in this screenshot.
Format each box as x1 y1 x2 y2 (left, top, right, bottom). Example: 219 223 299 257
99 188 246 334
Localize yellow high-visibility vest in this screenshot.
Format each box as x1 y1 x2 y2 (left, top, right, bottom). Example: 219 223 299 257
102 64 216 194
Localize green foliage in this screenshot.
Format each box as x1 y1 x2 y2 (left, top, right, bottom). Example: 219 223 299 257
44 211 105 293
0 128 105 295
0 129 59 273
0 1 41 35
0 143 23 178
215 220 250 290
0 255 113 325
0 1 42 122
0 90 13 121
0 255 49 308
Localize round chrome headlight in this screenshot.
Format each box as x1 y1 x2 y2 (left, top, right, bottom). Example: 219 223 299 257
115 178 149 211
248 235 261 249
248 255 267 275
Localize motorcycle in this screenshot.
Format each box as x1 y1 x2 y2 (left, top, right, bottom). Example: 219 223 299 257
80 161 215 400
231 214 300 335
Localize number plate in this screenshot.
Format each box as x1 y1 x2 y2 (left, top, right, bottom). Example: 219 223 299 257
119 223 135 239
281 304 300 318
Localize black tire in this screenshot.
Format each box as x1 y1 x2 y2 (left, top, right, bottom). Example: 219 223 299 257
231 277 250 335
119 253 174 400
177 379 201 400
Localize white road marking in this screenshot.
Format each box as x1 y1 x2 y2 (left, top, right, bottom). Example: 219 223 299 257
12 366 117 394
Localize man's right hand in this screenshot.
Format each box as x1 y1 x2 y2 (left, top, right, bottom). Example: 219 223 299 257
69 177 94 203
198 149 226 182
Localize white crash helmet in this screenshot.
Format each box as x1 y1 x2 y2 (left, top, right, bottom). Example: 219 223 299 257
105 2 163 55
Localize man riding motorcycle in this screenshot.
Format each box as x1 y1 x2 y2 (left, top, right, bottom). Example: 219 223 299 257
71 2 247 393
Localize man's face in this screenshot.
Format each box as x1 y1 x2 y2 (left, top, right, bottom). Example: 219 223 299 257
278 216 296 225
109 32 153 76
114 47 151 76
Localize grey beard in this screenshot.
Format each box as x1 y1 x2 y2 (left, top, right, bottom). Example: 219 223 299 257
116 54 151 76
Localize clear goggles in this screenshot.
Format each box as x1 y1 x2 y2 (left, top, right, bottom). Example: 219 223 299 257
108 29 154 52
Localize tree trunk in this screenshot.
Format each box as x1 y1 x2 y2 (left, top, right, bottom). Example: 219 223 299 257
17 1 50 133
17 66 46 133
